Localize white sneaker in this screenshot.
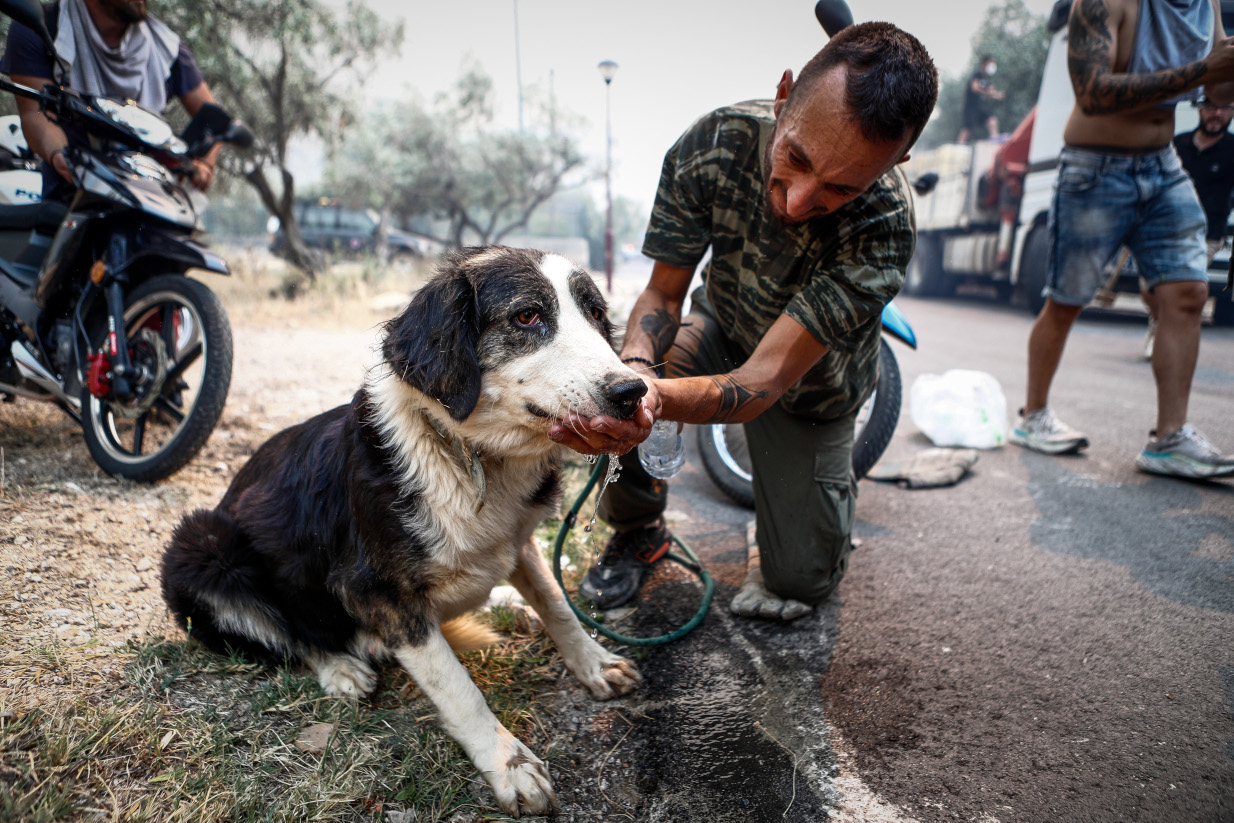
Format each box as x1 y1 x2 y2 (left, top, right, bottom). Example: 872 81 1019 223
1009 407 1090 455
1136 424 1234 479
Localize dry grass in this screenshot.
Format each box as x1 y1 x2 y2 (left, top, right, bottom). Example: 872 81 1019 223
208 245 436 330
0 616 565 823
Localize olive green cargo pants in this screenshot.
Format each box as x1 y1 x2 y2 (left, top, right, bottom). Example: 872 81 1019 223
597 291 857 606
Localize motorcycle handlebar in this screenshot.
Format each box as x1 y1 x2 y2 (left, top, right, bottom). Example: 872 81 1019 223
0 73 55 105
227 122 254 150
0 72 250 167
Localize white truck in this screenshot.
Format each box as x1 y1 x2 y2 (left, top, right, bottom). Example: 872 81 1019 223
903 0 1234 326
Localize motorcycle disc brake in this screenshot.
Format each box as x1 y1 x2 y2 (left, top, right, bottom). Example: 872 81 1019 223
108 327 169 419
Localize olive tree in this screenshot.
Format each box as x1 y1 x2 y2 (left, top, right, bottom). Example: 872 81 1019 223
326 69 590 250
163 0 403 279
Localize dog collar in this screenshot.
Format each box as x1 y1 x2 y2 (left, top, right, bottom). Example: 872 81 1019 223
420 409 486 513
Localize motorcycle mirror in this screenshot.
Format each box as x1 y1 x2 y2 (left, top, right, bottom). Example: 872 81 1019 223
814 0 854 36
181 102 232 148
913 172 939 195
225 122 254 150
0 0 58 64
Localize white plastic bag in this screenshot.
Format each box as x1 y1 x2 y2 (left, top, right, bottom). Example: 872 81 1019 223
909 369 1008 449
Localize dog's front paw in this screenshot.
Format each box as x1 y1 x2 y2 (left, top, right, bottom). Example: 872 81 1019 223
313 653 377 698
487 733 558 818
569 646 641 700
595 657 641 699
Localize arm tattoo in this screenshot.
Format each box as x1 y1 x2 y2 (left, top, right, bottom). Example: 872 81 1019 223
1069 0 1207 115
702 375 769 423
639 308 680 363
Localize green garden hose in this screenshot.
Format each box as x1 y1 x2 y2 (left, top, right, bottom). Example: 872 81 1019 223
551 455 715 646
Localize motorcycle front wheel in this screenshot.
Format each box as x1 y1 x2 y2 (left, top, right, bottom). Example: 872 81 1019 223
697 337 902 509
80 275 233 482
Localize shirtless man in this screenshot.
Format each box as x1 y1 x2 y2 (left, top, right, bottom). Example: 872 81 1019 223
1010 0 1234 478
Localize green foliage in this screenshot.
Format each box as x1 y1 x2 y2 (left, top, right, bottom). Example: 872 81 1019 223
0 18 13 117
325 67 591 249
161 0 402 168
918 0 1051 148
159 0 403 278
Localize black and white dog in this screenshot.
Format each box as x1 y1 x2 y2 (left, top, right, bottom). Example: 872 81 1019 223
161 246 647 817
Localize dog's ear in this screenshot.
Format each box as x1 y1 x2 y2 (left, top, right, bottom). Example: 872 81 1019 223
382 271 481 421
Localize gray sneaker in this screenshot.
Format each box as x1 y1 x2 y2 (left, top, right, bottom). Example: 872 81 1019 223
1136 424 1234 479
1009 407 1090 455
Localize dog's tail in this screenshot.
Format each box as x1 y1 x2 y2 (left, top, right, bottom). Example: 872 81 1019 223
441 614 501 653
160 508 290 666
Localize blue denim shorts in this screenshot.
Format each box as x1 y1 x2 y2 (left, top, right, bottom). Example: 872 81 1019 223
1045 145 1207 305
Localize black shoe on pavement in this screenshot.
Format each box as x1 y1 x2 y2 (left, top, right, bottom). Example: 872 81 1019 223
579 520 672 609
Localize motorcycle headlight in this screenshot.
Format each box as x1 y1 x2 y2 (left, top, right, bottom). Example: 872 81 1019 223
94 98 187 154
117 151 174 183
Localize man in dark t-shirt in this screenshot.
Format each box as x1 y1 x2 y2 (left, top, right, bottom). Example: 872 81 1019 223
1174 97 1234 253
0 0 219 199
1141 96 1234 358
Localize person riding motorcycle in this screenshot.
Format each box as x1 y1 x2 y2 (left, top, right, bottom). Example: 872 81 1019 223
0 0 248 483
0 0 219 200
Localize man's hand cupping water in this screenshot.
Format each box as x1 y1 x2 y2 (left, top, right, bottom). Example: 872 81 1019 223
549 384 661 457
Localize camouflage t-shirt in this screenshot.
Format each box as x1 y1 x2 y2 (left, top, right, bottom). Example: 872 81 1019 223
642 100 915 420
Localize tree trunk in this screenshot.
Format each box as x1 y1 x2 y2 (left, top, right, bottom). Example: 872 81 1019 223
244 164 324 282
375 204 391 264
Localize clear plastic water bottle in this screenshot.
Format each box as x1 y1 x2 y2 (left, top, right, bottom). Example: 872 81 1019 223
638 419 685 479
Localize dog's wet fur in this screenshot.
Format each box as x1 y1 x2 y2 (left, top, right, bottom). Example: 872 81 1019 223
161 246 646 816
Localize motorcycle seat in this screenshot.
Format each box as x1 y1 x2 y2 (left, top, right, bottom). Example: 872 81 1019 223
0 201 67 231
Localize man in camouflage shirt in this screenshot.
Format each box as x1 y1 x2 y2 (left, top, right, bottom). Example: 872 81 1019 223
550 22 938 620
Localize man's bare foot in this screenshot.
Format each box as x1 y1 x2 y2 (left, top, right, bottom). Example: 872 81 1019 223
730 566 813 620
729 521 813 622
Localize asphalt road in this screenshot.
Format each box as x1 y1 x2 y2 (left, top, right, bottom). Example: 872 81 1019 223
612 280 1234 823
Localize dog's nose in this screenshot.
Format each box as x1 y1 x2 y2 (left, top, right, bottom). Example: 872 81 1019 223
604 376 648 420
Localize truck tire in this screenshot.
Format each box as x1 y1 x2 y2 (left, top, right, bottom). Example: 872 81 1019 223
904 233 953 297
1017 226 1050 316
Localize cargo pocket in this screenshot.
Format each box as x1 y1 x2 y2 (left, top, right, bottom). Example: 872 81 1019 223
812 453 856 601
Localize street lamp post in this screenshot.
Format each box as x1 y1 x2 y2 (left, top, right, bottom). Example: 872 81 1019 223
598 60 618 294
513 0 524 132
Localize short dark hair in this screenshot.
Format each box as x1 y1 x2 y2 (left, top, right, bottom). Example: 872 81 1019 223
787 21 939 148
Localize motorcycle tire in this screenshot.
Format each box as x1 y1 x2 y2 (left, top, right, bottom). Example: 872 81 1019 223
697 337 902 510
80 275 233 483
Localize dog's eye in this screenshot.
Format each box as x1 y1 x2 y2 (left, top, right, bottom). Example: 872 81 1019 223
590 306 605 322
514 310 542 327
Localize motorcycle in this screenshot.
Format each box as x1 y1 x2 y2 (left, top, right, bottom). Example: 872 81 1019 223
697 304 917 508
0 0 253 482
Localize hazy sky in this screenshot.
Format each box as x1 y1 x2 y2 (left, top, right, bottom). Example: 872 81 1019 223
321 0 1063 210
